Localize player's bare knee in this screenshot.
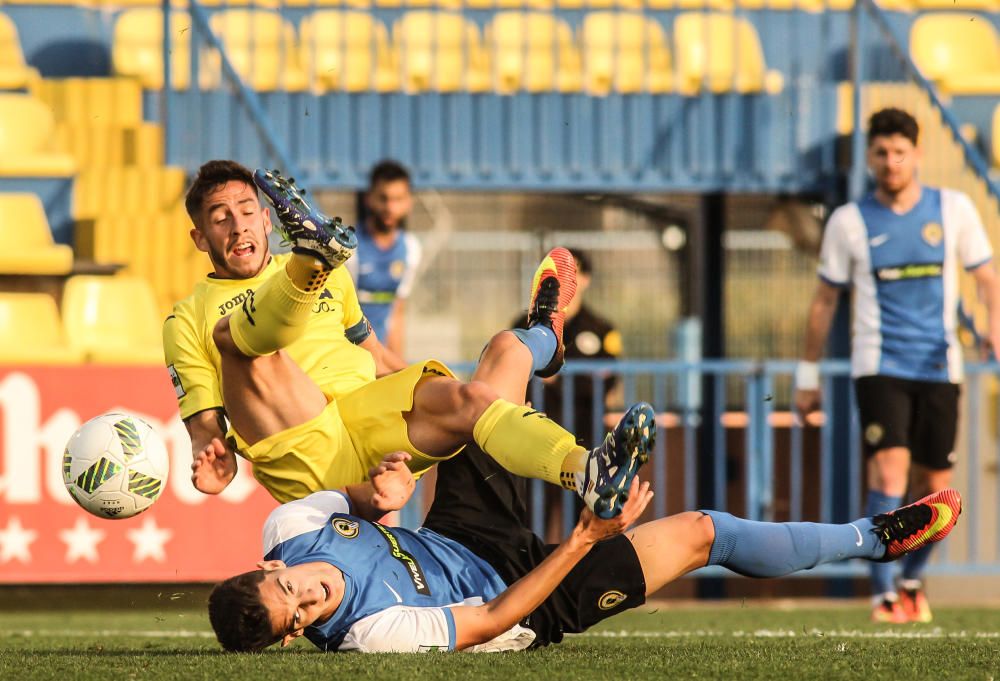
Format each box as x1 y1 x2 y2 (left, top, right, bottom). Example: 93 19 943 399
484 330 520 356
455 381 500 425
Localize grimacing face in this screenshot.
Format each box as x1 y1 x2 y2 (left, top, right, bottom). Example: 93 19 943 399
365 178 412 233
256 560 344 647
191 180 272 279
867 133 920 198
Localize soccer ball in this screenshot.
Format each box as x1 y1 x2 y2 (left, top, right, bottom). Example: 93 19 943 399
63 411 169 519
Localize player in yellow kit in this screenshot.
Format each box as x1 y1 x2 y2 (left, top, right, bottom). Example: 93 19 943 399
163 160 652 518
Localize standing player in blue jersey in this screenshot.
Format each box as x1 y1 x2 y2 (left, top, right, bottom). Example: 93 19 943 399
208 444 962 653
346 160 421 357
795 108 1000 623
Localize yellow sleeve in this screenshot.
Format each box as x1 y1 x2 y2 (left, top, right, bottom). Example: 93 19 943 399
163 306 223 420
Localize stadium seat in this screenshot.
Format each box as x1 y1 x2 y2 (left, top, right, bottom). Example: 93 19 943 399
579 12 672 94
61 275 164 364
673 12 785 95
0 293 84 364
299 11 398 92
910 13 1000 95
0 94 76 176
0 193 73 275
112 9 193 90
487 12 581 93
0 12 39 89
208 9 308 92
35 78 143 128
393 11 490 92
912 0 996 8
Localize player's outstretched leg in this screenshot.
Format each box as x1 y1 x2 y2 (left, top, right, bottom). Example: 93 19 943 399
471 247 577 403
697 489 962 579
572 402 655 519
224 170 358 358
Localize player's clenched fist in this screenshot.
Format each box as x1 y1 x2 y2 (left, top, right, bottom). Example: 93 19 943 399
367 451 415 513
191 437 238 494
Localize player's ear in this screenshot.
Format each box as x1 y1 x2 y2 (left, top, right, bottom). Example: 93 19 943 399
262 205 273 236
257 559 286 571
190 226 209 253
280 629 304 647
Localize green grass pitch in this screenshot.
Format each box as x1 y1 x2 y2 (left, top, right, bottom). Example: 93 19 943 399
1 604 998 680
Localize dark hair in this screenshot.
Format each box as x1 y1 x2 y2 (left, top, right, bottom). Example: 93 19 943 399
208 570 278 653
568 248 592 275
867 108 919 147
368 159 411 191
185 160 257 222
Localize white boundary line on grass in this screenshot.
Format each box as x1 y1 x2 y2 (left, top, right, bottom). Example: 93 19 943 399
577 629 1000 640
5 628 1000 641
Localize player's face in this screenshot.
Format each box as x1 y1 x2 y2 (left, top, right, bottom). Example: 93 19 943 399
867 134 920 196
191 180 272 279
365 178 412 233
257 560 343 646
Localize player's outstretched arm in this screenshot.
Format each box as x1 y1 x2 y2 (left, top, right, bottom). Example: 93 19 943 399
186 409 237 494
450 478 653 651
358 333 408 376
343 452 416 521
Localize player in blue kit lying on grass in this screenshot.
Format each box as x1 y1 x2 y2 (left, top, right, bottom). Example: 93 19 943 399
208 444 961 653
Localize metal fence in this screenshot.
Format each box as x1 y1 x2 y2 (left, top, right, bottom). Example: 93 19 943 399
407 359 1000 578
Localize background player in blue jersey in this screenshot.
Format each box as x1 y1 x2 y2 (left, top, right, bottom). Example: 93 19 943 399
794 108 1000 623
208 445 961 653
346 160 421 357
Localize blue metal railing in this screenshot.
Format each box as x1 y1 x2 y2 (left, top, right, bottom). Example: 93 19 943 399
408 359 1000 578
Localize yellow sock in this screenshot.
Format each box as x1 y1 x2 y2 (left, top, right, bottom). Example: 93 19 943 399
472 400 588 489
229 254 330 357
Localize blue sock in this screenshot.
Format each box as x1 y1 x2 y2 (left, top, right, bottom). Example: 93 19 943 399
511 326 557 374
865 489 902 596
901 543 936 583
702 511 886 578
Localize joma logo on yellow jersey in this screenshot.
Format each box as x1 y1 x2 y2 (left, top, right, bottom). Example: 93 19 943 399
218 288 256 316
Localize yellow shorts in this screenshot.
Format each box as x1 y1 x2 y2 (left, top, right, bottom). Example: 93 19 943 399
229 359 463 503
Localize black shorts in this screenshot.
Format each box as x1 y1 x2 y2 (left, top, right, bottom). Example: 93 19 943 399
422 445 646 647
853 375 960 470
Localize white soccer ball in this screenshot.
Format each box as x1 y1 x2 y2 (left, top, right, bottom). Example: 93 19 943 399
63 411 169 520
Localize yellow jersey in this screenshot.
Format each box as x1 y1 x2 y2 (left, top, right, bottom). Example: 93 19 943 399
163 254 376 420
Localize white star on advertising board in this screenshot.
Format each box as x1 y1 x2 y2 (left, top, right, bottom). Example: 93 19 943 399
59 517 106 564
126 517 173 563
0 516 37 564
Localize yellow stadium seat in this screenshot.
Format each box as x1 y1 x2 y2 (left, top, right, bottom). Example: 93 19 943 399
208 9 308 91
284 0 372 6
299 11 398 92
0 94 76 176
913 0 995 8
488 12 581 93
112 9 194 90
579 12 672 94
0 12 39 89
393 11 490 92
0 293 84 365
0 193 73 275
910 13 1000 95
673 12 785 95
61 275 164 364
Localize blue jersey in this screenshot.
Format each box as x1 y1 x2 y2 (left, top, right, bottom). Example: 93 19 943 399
345 226 421 342
818 186 992 383
261 492 534 653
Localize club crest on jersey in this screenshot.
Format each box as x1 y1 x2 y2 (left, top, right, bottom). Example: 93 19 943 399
598 590 627 610
390 260 406 279
922 222 943 247
332 518 360 539
865 423 884 446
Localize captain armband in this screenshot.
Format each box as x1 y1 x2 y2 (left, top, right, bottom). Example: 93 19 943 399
345 317 373 345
